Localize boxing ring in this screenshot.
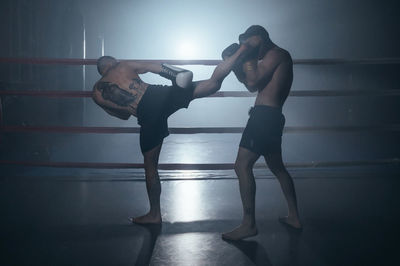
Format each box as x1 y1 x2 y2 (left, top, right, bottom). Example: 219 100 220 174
0 57 399 171
1 57 400 266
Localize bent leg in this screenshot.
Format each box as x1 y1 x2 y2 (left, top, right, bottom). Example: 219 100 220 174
265 152 302 229
222 147 260 241
132 143 163 224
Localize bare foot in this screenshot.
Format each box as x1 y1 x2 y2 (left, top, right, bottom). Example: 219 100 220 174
222 225 258 241
278 216 302 230
130 212 162 224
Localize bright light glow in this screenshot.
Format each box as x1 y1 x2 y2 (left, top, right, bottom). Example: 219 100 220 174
170 181 204 222
176 40 198 59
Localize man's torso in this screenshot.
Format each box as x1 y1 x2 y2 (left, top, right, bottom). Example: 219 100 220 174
254 47 293 107
93 62 149 117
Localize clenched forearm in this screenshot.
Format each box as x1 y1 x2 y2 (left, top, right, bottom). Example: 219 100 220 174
242 60 259 92
210 45 248 82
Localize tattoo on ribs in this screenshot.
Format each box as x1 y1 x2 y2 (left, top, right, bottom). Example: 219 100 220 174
129 78 143 90
97 82 136 107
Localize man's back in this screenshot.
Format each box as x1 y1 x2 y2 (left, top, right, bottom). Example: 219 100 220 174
92 62 148 118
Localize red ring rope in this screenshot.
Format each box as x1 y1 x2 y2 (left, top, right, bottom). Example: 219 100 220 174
1 56 399 170
1 57 400 65
1 89 399 98
1 125 399 134
0 158 398 170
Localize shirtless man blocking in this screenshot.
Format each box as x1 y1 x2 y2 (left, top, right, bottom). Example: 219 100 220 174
221 25 302 240
92 46 247 224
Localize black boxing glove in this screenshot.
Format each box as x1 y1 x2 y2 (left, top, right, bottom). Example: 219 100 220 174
239 45 259 60
221 44 247 80
221 43 240 60
239 33 247 45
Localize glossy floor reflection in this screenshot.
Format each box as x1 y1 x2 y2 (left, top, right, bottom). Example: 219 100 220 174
0 167 399 265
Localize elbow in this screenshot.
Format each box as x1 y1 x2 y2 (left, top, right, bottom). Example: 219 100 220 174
245 81 258 92
244 83 257 92
91 91 99 103
246 79 258 88
246 86 258 93
92 91 101 105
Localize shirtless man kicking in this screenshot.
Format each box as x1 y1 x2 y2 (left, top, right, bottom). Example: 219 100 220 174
221 25 302 240
92 45 248 224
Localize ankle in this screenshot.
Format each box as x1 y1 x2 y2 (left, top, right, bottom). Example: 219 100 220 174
242 219 256 228
287 213 300 220
149 209 161 216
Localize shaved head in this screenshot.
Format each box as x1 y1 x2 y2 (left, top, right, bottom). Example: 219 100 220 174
97 56 117 75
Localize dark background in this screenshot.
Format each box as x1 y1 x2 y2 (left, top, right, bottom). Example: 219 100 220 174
0 1 400 265
0 0 399 165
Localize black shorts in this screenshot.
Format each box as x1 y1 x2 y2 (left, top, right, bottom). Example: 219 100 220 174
136 84 194 154
239 105 285 156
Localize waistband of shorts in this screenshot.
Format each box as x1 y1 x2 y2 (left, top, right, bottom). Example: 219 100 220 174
249 105 282 115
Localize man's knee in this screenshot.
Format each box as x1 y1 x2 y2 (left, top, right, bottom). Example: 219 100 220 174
192 79 221 99
265 153 285 170
143 145 161 171
269 166 287 177
267 159 288 177
234 148 259 175
234 159 254 175
144 155 158 168
144 159 158 178
207 79 222 92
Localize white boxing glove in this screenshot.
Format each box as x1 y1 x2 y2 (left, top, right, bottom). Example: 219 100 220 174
159 63 193 89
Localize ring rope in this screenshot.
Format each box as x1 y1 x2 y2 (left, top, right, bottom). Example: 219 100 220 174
1 89 399 98
1 125 399 134
0 158 398 170
1 57 400 65
1 56 399 170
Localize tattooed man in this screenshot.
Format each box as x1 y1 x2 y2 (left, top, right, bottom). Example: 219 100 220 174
92 46 248 224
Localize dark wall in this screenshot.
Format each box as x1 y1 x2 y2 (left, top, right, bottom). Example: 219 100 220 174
0 0 85 160
0 0 399 164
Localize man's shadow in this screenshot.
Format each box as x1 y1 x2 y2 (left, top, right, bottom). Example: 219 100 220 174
224 239 273 266
134 224 162 266
132 220 301 266
223 225 302 266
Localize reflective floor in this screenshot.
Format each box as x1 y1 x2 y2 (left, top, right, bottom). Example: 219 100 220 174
1 166 399 265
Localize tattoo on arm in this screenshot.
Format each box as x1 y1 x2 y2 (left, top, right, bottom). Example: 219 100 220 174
97 82 136 107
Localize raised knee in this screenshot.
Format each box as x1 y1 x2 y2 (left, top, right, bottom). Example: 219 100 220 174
210 80 222 93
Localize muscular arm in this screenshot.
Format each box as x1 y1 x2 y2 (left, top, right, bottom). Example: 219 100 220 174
192 45 249 98
123 61 163 75
241 50 282 92
242 59 260 92
210 45 249 83
232 66 246 84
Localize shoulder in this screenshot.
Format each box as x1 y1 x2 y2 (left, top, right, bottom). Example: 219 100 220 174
265 47 292 65
119 61 139 71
